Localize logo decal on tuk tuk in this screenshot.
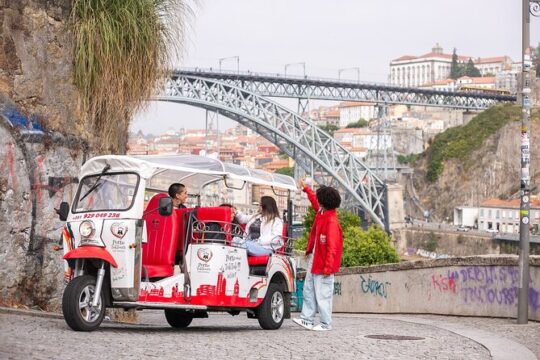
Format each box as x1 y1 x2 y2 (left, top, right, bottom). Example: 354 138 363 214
111 222 128 238
197 248 213 262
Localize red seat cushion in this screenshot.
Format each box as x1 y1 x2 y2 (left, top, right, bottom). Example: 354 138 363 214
192 207 233 243
142 193 180 278
248 255 270 266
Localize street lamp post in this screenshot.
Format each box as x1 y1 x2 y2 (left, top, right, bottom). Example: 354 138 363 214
338 67 360 82
517 0 538 324
218 56 239 73
284 62 306 77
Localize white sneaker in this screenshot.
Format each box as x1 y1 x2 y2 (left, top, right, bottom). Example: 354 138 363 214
292 317 314 330
312 324 331 331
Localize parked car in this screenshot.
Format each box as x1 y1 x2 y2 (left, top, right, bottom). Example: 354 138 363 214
457 226 470 232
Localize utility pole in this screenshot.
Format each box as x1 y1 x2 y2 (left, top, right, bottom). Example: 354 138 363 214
517 0 538 324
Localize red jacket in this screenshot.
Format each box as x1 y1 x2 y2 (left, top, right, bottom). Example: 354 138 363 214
303 186 343 275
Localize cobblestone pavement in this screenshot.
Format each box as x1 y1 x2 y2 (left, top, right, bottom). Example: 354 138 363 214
0 309 504 360
414 314 540 357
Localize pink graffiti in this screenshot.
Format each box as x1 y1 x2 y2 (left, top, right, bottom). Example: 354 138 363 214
0 143 18 191
431 274 457 294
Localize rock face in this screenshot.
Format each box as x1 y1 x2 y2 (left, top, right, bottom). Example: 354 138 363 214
0 1 86 311
0 119 85 310
0 0 84 137
410 120 540 220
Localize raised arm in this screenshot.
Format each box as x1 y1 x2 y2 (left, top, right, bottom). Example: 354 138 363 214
301 183 319 213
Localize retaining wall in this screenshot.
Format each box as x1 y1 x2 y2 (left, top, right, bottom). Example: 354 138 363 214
331 256 540 320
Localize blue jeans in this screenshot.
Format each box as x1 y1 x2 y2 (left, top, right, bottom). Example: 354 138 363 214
300 255 334 327
232 237 273 256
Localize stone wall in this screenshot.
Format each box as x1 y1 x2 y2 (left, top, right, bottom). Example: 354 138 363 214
332 256 540 321
395 228 501 256
0 114 85 311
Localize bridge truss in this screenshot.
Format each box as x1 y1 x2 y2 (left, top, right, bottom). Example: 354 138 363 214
175 69 516 110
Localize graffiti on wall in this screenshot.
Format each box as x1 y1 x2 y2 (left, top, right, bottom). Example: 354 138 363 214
360 274 391 299
334 281 342 296
429 266 540 312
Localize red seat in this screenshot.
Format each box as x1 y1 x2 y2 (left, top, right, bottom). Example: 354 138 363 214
142 193 180 278
191 207 233 243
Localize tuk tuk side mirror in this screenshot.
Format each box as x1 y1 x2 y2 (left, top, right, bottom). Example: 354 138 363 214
58 202 70 221
158 197 173 216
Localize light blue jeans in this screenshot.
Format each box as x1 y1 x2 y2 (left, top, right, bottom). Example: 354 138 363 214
300 254 335 327
232 237 273 256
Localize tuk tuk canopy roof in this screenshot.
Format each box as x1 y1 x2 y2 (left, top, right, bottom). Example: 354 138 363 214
79 155 297 192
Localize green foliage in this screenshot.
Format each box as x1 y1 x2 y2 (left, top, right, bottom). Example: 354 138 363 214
319 124 339 136
341 226 399 267
337 208 361 229
397 154 418 165
426 104 521 182
450 48 460 80
463 59 481 77
449 48 481 79
71 0 189 152
425 231 438 252
275 167 294 177
346 119 368 128
294 206 398 267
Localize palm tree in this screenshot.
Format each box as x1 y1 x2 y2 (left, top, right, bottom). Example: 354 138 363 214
71 0 190 153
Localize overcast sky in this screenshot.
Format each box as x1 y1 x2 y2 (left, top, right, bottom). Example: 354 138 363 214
131 0 540 134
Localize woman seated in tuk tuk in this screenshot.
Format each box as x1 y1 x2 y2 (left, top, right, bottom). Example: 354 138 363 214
232 196 283 256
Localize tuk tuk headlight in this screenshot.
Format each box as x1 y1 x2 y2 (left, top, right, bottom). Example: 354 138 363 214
79 220 95 238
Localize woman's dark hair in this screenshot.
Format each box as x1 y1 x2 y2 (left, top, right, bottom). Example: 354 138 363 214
260 196 280 222
316 186 341 210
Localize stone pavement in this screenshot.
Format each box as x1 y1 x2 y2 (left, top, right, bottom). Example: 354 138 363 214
0 307 538 360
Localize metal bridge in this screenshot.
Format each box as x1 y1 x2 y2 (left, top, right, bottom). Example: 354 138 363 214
157 70 515 229
174 68 516 110
159 74 388 228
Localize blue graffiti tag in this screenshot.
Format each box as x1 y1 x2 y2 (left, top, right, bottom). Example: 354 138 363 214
360 275 391 299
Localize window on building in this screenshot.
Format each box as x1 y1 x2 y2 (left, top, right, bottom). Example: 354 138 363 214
480 209 484 217
496 210 500 219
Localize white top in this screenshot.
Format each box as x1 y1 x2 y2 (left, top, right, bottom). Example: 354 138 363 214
79 155 297 194
236 211 284 250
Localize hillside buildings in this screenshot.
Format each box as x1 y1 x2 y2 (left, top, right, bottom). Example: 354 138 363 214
389 43 516 92
454 197 540 235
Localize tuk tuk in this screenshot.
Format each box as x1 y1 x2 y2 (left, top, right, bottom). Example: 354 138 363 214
58 155 297 331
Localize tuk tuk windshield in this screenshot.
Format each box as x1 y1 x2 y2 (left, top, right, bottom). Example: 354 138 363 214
73 172 139 213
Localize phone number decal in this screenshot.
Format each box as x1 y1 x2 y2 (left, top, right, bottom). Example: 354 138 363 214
71 212 121 220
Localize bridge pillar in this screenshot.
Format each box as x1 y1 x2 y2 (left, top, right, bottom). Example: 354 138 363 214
387 183 405 230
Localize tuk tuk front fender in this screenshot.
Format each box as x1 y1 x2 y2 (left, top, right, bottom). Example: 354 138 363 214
64 246 118 268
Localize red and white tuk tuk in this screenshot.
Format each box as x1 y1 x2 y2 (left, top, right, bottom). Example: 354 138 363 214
57 155 297 331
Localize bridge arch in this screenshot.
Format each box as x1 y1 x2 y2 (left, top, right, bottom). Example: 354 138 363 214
158 75 388 228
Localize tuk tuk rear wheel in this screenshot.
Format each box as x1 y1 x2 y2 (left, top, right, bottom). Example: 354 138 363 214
256 283 285 330
62 275 106 332
164 309 193 328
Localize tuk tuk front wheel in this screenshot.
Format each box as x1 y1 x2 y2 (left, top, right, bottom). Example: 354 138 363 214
257 283 285 330
164 309 193 328
62 275 106 331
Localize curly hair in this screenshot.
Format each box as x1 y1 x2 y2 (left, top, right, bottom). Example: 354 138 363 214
316 186 341 210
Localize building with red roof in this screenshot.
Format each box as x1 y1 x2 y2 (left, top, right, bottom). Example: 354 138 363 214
389 43 512 88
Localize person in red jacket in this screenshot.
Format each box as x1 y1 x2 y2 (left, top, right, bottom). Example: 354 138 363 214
292 179 343 331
